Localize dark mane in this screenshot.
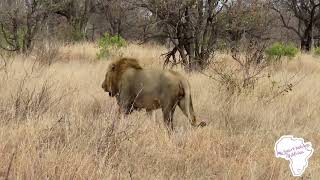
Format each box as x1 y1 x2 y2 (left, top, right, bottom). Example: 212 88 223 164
109 58 143 88
113 57 143 71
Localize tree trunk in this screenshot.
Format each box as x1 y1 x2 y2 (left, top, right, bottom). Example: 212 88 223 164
185 7 202 71
301 30 312 52
301 39 311 51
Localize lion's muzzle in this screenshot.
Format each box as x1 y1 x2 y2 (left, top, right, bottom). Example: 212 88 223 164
101 82 106 90
102 82 113 97
102 82 109 92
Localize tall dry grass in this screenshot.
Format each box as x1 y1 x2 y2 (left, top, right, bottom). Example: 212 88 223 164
0 43 320 179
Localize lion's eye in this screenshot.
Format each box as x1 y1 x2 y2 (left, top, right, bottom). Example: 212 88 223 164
111 64 116 71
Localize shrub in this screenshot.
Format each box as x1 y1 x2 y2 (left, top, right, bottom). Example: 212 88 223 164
265 42 299 62
314 47 320 56
34 43 60 65
97 33 127 59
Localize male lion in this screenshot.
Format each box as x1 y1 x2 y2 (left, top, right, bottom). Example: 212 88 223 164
101 57 206 130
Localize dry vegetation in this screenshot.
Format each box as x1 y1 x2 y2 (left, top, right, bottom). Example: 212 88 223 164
1 43 320 179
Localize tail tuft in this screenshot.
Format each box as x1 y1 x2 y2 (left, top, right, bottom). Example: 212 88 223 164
198 121 207 127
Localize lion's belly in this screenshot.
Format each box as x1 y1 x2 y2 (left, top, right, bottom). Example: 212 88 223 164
133 92 161 110
129 69 178 111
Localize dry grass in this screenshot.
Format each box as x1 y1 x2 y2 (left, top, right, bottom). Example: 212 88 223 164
1 43 320 179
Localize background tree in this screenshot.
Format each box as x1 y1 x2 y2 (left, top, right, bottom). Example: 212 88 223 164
134 0 228 71
315 20 320 46
0 0 316 62
95 0 125 37
222 0 274 48
216 0 274 89
0 0 49 53
271 0 320 51
49 0 96 41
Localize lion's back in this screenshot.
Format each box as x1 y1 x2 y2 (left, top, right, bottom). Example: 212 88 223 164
122 68 183 104
138 69 183 89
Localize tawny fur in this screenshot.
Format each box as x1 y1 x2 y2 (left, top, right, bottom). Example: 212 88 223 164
102 57 206 130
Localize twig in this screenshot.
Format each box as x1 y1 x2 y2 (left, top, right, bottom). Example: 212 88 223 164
5 148 17 180
266 72 309 103
129 170 133 180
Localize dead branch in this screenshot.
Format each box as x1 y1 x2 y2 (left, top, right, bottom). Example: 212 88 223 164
161 46 179 68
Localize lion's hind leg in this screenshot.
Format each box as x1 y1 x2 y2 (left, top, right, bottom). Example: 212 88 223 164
178 98 196 127
178 97 206 128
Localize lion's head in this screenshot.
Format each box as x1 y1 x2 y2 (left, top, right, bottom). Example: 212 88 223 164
101 57 143 97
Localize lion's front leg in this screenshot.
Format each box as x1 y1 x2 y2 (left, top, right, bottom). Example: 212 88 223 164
116 92 135 115
115 100 131 121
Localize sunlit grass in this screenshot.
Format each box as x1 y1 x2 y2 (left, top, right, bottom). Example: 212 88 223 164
0 43 319 179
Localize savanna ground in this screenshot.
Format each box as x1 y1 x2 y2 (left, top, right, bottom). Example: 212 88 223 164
0 43 320 179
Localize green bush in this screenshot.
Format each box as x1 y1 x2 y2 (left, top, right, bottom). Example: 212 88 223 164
314 47 320 56
97 33 127 59
265 42 299 62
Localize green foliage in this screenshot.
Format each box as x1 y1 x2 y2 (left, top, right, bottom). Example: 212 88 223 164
265 42 299 61
314 47 320 56
97 33 127 59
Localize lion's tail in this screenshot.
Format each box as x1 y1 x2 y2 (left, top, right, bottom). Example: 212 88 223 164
179 78 196 127
179 78 206 128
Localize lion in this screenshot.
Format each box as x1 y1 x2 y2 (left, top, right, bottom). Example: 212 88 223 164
101 57 206 130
